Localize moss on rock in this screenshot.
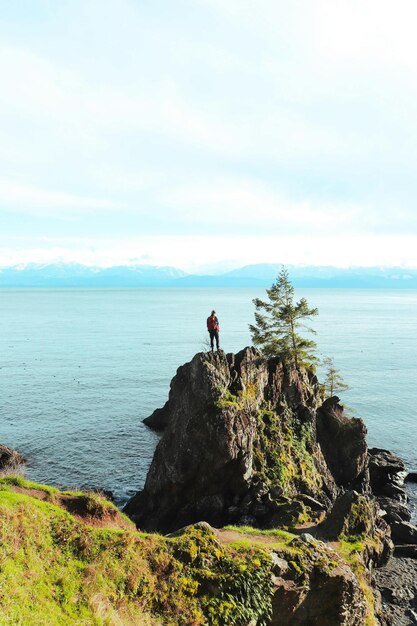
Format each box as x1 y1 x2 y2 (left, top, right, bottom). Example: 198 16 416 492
252 401 324 501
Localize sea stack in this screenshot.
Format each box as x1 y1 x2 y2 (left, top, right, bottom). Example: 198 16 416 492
126 348 376 535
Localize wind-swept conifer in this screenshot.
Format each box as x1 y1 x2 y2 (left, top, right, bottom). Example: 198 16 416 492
322 356 349 396
249 267 318 367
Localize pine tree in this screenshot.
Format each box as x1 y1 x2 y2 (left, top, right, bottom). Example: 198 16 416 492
249 267 318 366
322 356 349 396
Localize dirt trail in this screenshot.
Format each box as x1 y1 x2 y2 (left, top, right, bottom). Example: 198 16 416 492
215 528 288 545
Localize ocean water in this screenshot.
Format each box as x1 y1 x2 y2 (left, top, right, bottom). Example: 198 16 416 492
1 288 416 510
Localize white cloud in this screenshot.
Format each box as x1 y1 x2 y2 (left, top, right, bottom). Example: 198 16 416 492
0 180 116 215
201 0 417 71
164 180 367 232
1 233 417 271
0 44 236 153
0 38 385 175
1 1 417 267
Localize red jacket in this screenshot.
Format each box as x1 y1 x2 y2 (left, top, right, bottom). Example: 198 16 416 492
207 315 219 331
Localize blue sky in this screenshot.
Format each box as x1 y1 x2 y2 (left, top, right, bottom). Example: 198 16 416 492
1 0 417 271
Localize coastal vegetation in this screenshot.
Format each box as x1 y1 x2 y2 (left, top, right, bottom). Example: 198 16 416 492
249 266 318 366
253 400 324 504
322 356 349 397
0 476 379 625
0 477 275 625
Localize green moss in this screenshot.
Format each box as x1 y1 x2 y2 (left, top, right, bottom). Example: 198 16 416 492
0 475 134 529
0 488 76 521
252 401 323 501
223 525 343 588
224 525 296 543
0 492 363 626
336 540 377 626
288 559 303 575
216 386 324 504
215 388 241 410
215 385 259 411
347 499 372 536
338 496 384 561
332 497 382 626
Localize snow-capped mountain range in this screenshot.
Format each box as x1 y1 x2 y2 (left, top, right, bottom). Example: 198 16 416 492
1 263 417 288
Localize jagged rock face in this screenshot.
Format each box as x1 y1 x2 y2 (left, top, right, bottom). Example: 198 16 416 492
144 350 231 432
368 447 407 504
271 558 367 626
319 491 394 567
391 521 417 545
269 535 368 626
316 397 368 488
126 348 370 533
128 350 258 531
368 448 410 523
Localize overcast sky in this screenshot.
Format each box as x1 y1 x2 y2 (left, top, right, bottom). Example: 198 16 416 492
1 0 417 271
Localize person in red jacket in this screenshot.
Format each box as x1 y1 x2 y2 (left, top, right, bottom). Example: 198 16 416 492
207 310 220 351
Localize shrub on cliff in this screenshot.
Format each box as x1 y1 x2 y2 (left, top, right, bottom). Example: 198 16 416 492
322 356 349 397
249 266 318 366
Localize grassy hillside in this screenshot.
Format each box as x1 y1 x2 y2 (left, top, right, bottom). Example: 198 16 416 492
0 476 275 625
0 476 376 625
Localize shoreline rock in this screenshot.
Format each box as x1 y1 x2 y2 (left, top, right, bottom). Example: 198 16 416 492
0 444 26 470
374 556 417 625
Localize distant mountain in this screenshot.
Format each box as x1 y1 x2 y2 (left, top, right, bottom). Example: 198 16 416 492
0 263 188 287
1 262 417 288
221 264 417 288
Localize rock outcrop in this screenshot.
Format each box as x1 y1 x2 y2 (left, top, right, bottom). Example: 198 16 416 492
369 448 410 523
316 397 368 488
368 446 417 565
270 533 369 626
126 348 369 533
0 444 26 470
170 523 371 626
271 549 368 626
125 347 412 624
319 490 393 567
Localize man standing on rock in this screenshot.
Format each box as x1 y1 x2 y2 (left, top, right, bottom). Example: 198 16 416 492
207 310 220 351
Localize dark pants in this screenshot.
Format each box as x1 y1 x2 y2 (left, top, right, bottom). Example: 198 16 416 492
209 330 219 350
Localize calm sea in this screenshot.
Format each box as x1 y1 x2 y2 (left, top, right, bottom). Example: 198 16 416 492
1 288 416 512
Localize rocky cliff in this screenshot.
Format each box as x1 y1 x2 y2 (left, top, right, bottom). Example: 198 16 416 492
124 347 417 624
126 348 370 533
